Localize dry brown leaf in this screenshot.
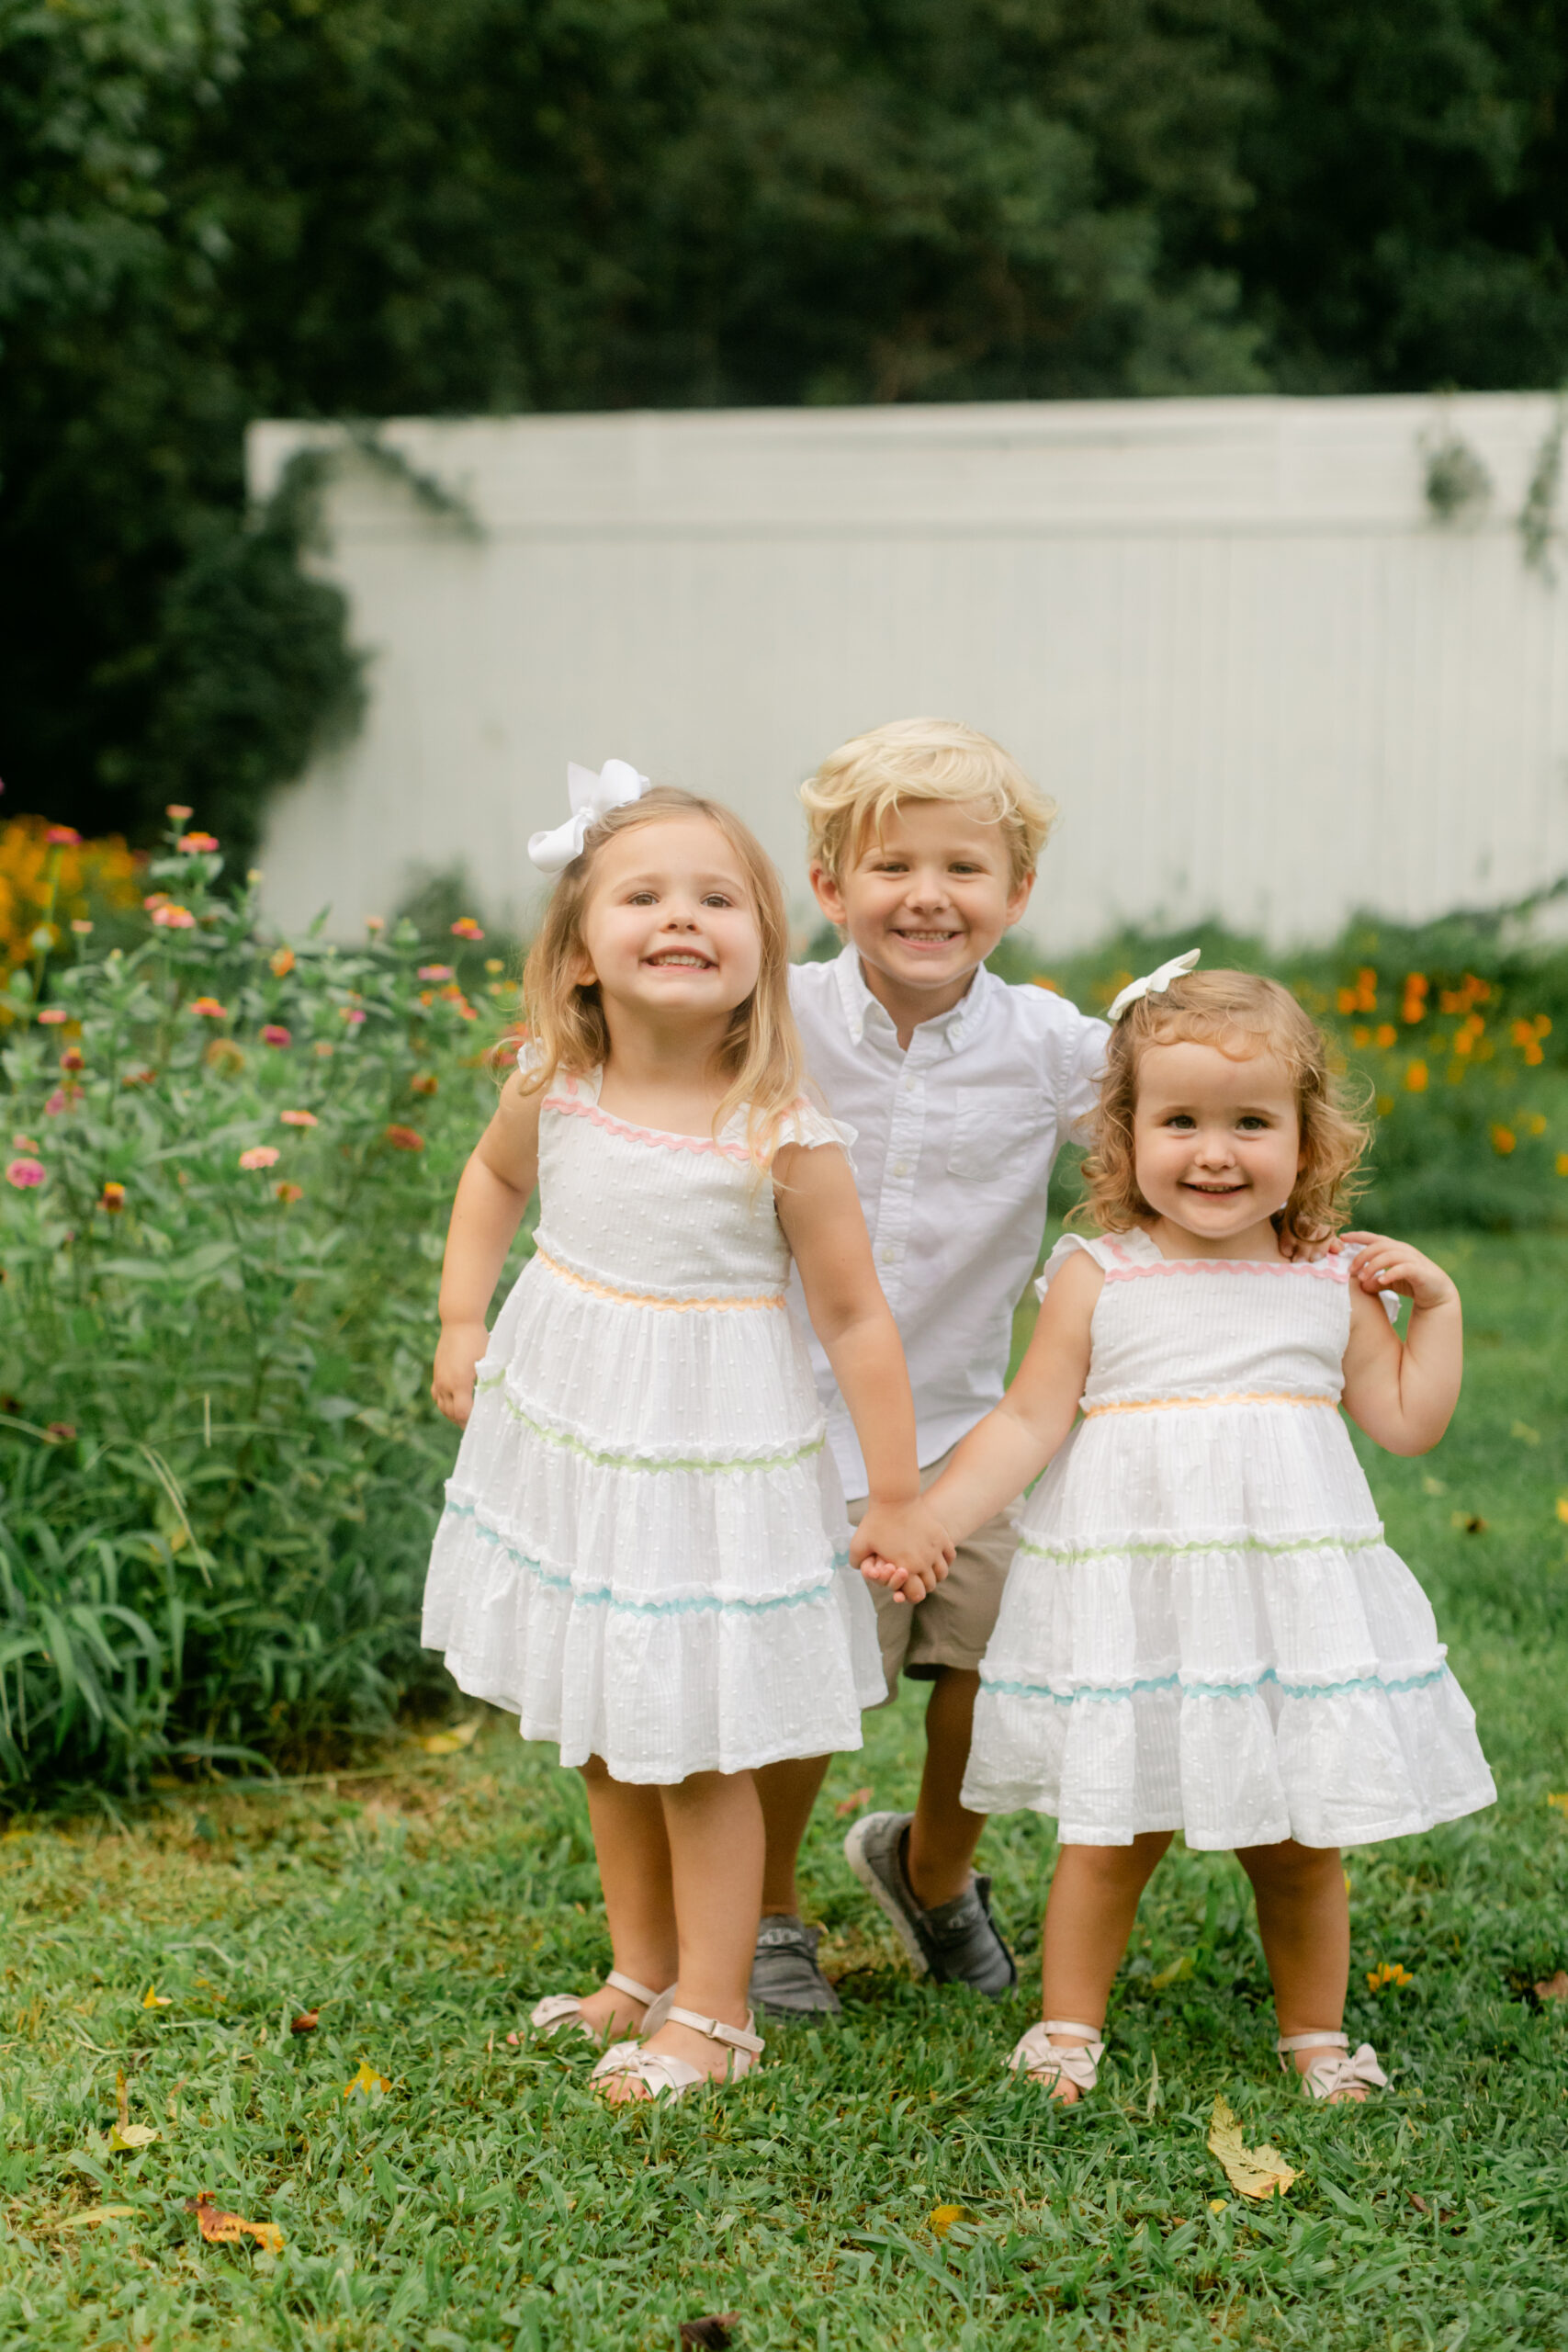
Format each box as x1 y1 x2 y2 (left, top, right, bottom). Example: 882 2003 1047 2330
185 2193 285 2255
414 1719 481 1756
678 2319 739 2350
832 1786 874 1818
1534 1969 1568 2003
58 2205 136 2230
1208 2095 1298 2202
290 2009 320 2035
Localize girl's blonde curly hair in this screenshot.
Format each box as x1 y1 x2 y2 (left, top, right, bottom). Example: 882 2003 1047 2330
1075 969 1371 1250
514 786 807 1167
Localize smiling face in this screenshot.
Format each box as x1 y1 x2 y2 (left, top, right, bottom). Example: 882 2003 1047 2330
575 815 762 1022
1132 1036 1304 1254
811 798 1033 1019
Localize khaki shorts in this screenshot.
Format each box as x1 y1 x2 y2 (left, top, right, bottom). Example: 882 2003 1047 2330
848 1442 1018 1704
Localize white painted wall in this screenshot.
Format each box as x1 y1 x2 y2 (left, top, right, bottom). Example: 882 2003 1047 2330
248 393 1568 951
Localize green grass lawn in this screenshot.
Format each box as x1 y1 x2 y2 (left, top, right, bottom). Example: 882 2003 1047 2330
2 1236 1566 2351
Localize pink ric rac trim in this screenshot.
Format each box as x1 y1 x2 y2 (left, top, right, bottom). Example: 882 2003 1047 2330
543 1091 755 1166
1101 1239 1348 1283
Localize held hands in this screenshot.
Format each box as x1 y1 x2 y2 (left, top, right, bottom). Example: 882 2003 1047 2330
432 1320 490 1427
850 1498 954 1607
1341 1231 1460 1314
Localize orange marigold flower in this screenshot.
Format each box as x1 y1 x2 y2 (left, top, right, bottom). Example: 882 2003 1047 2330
450 916 484 940
239 1145 280 1170
383 1125 424 1152
1491 1125 1517 1156
1524 1040 1544 1066
1351 1025 1371 1047
274 1181 304 1204
410 1071 438 1095
1558 1153 1568 1177
100 1181 126 1212
1526 1112 1547 1136
279 1109 318 1127
270 945 295 978
122 1065 156 1086
1374 1023 1396 1048
190 997 227 1018
1336 987 1358 1015
1404 1061 1428 1092
177 831 219 854
46 824 82 846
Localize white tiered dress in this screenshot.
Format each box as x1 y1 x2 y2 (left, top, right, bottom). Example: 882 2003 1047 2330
422 1062 885 1783
964 1229 1496 1849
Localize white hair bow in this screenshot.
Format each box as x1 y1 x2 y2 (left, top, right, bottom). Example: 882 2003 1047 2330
527 758 651 875
1107 948 1201 1021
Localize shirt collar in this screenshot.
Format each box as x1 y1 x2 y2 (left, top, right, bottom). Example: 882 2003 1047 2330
832 942 996 1052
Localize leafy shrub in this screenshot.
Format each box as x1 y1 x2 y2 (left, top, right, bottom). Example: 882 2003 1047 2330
0 819 521 1801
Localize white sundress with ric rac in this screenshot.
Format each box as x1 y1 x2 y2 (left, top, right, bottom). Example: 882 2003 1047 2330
963 1229 1496 1849
421 1062 885 1784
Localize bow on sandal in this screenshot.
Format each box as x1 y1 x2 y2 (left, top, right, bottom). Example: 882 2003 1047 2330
1278 2030 1388 2100
1007 2019 1105 2098
528 1969 670 2043
590 2006 764 2103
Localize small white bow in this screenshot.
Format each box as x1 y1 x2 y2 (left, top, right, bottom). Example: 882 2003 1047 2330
527 758 650 875
1108 948 1201 1022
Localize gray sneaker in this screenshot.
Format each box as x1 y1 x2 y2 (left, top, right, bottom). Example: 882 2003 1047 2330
844 1811 1017 1998
748 1914 842 2018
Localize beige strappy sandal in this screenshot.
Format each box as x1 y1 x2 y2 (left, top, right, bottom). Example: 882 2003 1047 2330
528 1968 669 2043
1278 2030 1388 2100
1007 2018 1105 2099
589 2005 764 2103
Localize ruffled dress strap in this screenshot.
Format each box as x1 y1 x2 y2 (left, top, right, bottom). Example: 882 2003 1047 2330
1034 1227 1153 1303
775 1096 857 1155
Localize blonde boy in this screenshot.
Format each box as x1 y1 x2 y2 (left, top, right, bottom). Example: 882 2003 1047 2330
750 718 1109 2018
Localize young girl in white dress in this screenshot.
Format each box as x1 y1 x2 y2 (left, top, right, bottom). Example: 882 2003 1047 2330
423 765 952 2104
870 959 1495 2104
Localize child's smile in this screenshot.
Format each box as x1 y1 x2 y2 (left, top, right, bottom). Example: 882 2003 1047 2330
1132 1037 1304 1257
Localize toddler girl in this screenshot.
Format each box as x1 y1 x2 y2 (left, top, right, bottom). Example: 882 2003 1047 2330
423 765 950 2104
872 958 1495 2102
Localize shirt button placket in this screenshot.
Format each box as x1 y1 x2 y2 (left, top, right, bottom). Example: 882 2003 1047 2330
874 1044 927 1303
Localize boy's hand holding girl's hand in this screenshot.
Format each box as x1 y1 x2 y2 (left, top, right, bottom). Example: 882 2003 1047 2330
851 1499 954 1606
1341 1231 1460 1313
432 1320 490 1426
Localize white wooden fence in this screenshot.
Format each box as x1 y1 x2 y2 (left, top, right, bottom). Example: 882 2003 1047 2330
248 392 1568 952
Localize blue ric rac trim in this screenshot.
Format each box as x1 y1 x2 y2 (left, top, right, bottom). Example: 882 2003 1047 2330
440 1499 850 1618
981 1664 1452 1706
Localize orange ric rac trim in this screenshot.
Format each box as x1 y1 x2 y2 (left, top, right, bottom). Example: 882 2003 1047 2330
1081 1390 1337 1418
536 1246 786 1313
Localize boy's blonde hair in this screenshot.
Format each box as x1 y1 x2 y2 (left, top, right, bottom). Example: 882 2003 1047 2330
1075 970 1371 1251
800 718 1056 889
517 786 807 1165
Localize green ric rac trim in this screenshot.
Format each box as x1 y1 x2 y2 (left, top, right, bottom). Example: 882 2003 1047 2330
981 1664 1451 1706
440 1500 850 1617
1015 1528 1384 1566
475 1376 824 1476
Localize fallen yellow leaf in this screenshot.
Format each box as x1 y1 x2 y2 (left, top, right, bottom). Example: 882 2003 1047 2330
58 2205 136 2230
1208 2198 1228 2214
1548 1793 1568 1816
1511 1420 1540 1445
1208 2095 1298 2202
928 2204 974 2239
1556 1498 1568 1525
1151 1952 1194 1993
343 2061 391 2102
415 1719 481 1756
108 2122 160 2152
141 1984 172 2009
186 2193 284 2255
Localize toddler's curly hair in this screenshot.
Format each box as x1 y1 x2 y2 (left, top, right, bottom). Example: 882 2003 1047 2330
1076 969 1371 1251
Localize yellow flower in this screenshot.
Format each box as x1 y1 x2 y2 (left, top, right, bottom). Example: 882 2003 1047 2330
1366 1961 1414 1992
1491 1125 1517 1157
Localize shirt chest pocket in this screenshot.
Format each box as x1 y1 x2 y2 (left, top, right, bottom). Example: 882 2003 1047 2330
946 1086 1055 1185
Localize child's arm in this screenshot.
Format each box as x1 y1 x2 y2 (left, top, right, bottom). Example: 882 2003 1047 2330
913 1249 1100 1549
431 1077 542 1426
1338 1231 1461 1455
774 1142 954 1599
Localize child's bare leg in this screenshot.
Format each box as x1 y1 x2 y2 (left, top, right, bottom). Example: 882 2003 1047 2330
904 1667 987 1906
1236 1838 1361 2099
1037 1832 1173 2100
604 1768 764 2101
577 1755 678 2036
756 1754 832 1914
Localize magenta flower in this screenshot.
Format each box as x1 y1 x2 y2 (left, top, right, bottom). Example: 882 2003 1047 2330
417 965 454 982
261 1024 292 1047
6 1158 45 1188
341 1007 367 1026
46 824 82 846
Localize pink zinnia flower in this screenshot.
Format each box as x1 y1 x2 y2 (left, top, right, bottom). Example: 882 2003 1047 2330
275 1181 304 1204
7 1158 46 1187
341 1006 367 1026
152 903 197 930
312 1041 333 1059
261 1023 291 1047
177 831 220 854
165 803 193 820
239 1145 280 1170
71 919 94 936
364 915 386 933
190 997 227 1018
43 1091 73 1116
46 824 82 846
279 1109 318 1127
417 965 453 982
383 1125 424 1152
12 1134 42 1151
38 1008 68 1026
450 917 484 940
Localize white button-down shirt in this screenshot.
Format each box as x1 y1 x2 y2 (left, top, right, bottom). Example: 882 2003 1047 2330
788 945 1108 1498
